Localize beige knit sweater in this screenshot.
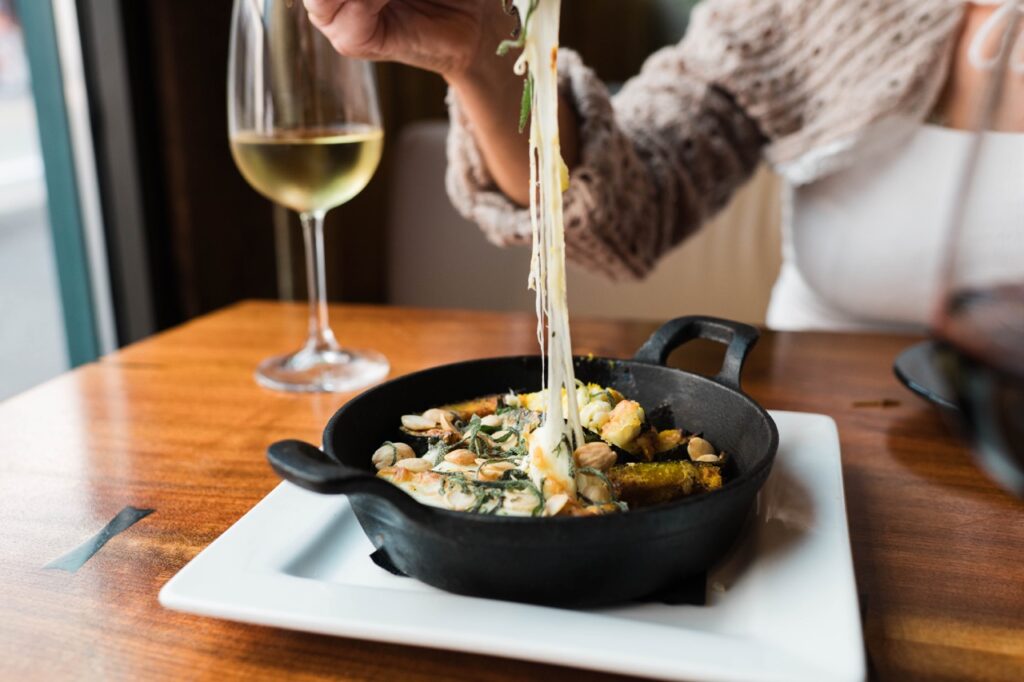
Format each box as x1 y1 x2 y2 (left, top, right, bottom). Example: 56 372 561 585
445 0 966 280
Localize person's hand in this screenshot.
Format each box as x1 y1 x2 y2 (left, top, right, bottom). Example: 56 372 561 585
305 0 516 82
305 0 561 208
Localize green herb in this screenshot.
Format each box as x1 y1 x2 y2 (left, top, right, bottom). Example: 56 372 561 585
558 433 575 478
496 0 538 56
484 478 545 516
496 0 540 133
440 471 473 498
438 473 542 516
503 467 529 482
510 407 538 432
462 414 483 441
504 411 534 458
491 429 517 444
518 73 534 133
532 488 545 516
425 439 450 466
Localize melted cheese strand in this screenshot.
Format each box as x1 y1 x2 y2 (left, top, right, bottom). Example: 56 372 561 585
513 0 583 500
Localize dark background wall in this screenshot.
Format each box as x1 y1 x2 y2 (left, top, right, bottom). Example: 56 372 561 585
78 0 696 340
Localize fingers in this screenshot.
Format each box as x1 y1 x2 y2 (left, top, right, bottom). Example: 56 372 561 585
305 0 388 27
304 0 344 27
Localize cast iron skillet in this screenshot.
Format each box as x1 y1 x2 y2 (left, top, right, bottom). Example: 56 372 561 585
268 316 778 607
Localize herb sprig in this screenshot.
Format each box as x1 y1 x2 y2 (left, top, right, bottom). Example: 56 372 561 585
497 0 539 132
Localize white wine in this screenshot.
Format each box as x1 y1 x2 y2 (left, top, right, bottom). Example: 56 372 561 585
230 127 383 213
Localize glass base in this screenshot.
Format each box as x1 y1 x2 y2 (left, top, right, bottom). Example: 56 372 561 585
255 346 389 393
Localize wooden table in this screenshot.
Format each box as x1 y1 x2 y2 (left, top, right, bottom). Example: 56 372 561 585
1 302 1021 681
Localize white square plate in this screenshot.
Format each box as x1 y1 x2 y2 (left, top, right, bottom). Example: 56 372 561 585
160 411 865 682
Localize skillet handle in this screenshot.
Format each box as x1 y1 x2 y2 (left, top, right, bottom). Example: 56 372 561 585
267 440 426 517
633 316 759 392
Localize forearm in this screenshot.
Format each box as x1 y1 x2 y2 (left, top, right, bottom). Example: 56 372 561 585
445 28 579 207
308 0 581 207
447 42 766 281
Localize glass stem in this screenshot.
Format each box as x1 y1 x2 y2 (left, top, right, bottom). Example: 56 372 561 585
300 211 339 353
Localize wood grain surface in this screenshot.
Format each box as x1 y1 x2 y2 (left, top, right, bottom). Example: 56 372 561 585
0 302 1021 681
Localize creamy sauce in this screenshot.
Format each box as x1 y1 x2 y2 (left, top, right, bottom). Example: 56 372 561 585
376 386 647 516
512 0 583 500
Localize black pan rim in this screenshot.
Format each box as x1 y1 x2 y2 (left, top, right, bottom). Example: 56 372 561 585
892 340 960 412
323 353 779 526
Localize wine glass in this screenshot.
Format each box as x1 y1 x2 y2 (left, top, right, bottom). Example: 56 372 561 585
934 3 1023 496
228 0 389 392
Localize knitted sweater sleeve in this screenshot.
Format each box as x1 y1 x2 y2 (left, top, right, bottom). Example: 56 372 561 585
444 0 962 280
445 3 766 281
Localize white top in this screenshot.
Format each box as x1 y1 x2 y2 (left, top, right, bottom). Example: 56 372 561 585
767 124 1024 332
